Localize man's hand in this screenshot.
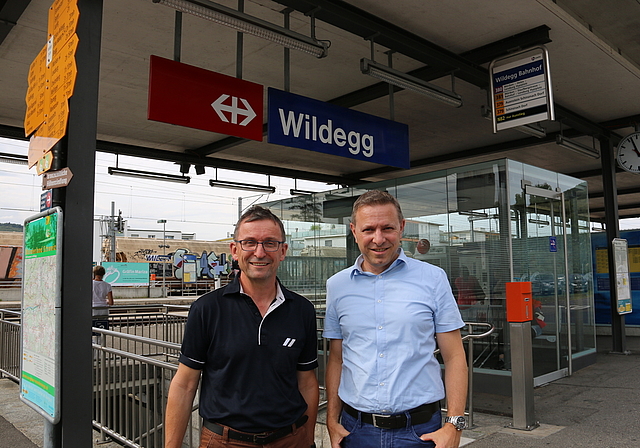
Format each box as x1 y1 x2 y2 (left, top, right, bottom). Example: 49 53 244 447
327 420 350 448
419 423 462 448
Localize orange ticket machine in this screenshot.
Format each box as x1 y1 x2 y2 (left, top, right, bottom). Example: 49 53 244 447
506 282 532 322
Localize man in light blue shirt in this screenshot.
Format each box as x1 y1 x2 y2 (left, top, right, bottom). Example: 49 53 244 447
324 191 468 448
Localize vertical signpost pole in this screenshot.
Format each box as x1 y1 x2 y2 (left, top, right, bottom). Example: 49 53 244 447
54 0 103 446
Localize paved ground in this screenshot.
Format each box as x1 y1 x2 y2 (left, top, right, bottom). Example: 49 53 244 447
2 334 639 447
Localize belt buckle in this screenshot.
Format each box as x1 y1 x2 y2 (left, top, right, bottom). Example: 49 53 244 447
252 433 270 444
371 413 391 429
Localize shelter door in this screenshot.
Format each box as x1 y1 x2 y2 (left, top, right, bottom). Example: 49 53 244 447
524 186 571 383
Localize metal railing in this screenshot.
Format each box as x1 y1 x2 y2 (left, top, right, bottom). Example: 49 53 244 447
0 308 21 381
92 327 193 448
2 305 495 447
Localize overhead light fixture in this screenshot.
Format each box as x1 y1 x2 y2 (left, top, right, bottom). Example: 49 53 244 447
459 211 488 218
528 218 550 225
152 0 329 58
290 189 316 196
360 58 463 107
515 123 546 138
556 135 599 159
209 179 275 193
108 167 191 183
0 152 28 165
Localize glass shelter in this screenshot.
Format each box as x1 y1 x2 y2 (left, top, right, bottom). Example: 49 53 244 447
262 159 596 390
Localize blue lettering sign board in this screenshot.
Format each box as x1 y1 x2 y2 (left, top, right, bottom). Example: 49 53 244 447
549 236 557 253
267 88 410 169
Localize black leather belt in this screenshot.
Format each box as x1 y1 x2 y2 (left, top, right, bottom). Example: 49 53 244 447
343 402 440 430
203 414 308 445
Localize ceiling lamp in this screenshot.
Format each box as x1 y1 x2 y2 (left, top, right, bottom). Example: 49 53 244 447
0 152 28 165
556 135 599 159
360 58 463 107
108 167 191 183
152 0 329 58
209 179 275 193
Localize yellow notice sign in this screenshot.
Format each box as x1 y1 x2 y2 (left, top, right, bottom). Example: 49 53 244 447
50 33 78 101
48 0 79 47
24 44 48 137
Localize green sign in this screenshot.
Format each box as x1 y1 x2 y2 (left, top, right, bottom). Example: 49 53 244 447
21 207 62 423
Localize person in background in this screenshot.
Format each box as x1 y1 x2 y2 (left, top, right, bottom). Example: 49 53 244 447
165 205 319 448
92 265 114 317
92 265 114 345
324 190 468 448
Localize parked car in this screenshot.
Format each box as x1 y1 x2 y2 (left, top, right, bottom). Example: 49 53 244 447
558 273 589 293
530 272 556 296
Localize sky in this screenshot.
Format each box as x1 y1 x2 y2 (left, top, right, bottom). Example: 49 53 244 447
0 137 336 241
3 136 640 238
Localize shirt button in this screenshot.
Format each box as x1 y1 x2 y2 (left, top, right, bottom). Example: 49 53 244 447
379 383 385 387
377 300 382 303
378 326 383 330
379 353 384 358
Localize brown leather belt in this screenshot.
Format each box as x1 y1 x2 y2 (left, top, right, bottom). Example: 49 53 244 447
203 414 308 445
343 402 440 429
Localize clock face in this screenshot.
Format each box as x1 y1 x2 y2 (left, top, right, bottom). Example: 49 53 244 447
617 133 640 173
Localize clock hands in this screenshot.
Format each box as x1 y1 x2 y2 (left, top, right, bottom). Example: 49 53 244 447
630 136 640 157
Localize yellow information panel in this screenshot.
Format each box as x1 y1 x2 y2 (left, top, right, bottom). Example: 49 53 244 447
595 246 640 274
24 0 79 173
48 0 79 48
24 44 48 137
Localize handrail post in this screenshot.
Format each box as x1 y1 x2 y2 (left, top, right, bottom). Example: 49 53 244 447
466 323 475 428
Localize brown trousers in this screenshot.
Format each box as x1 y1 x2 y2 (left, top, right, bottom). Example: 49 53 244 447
199 423 310 448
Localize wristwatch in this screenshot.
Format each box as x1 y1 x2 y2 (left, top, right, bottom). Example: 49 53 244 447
444 415 467 430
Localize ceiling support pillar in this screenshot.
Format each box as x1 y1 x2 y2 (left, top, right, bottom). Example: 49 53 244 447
599 136 627 354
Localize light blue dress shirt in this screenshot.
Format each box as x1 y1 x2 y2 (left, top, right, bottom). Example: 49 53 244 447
323 249 464 414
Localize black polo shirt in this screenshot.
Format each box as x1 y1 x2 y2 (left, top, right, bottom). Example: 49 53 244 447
178 276 318 433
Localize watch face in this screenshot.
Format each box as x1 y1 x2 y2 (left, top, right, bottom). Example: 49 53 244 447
617 133 640 173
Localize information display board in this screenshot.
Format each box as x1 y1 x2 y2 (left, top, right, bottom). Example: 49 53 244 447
613 238 633 315
20 207 63 423
489 46 554 132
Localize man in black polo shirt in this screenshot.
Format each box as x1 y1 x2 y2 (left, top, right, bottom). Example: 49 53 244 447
165 206 319 448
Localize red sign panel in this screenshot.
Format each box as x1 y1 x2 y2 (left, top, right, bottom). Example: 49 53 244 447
148 55 263 141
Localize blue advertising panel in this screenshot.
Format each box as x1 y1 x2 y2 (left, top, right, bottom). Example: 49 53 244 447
267 88 410 169
591 230 640 325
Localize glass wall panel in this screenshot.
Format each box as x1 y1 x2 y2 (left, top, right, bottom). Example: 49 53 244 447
262 158 596 382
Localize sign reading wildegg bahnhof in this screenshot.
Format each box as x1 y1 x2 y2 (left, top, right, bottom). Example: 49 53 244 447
489 46 555 133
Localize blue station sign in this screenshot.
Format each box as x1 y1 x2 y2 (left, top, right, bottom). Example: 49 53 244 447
267 88 410 169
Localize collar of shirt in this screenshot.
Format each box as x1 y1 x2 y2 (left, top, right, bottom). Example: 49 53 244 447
349 248 407 278
238 280 286 315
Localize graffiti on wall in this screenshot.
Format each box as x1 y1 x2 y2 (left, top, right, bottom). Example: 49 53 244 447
0 246 23 280
146 248 232 280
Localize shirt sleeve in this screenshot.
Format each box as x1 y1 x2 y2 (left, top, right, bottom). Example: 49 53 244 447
322 275 343 340
297 300 319 371
178 298 208 370
433 269 465 333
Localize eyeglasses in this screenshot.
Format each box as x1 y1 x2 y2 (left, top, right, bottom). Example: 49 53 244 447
234 240 285 252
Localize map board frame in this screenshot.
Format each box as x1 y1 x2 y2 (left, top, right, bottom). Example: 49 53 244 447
20 207 63 423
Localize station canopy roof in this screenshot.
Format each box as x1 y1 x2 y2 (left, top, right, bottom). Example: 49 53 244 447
2 0 640 223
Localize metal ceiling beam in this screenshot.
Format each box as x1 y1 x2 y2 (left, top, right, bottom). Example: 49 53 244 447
96 140 363 185
589 186 640 200
193 26 552 157
272 0 613 141
0 0 31 46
